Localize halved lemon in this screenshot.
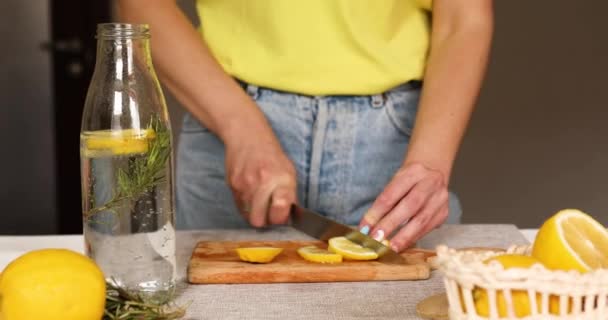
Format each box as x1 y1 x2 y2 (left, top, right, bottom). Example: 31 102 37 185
297 246 343 264
82 128 156 157
236 247 283 263
328 236 379 260
531 209 608 272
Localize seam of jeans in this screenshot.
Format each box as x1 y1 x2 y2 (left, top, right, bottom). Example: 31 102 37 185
307 99 327 209
295 95 311 207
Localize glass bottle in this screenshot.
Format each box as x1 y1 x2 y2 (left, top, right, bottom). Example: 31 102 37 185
80 23 176 304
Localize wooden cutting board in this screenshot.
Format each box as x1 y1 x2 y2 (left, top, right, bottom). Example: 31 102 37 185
187 240 435 284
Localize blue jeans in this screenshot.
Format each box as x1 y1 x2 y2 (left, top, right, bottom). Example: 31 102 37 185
176 82 462 229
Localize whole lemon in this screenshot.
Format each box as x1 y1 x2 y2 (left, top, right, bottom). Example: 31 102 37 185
473 254 566 317
0 249 106 320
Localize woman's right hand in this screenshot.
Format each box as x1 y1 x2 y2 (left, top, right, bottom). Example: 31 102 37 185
224 133 297 228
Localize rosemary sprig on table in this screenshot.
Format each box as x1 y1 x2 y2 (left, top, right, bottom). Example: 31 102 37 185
104 281 187 320
84 116 171 220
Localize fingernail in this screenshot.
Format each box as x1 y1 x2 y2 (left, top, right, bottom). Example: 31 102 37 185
273 198 287 207
372 230 385 242
390 243 400 253
359 226 370 235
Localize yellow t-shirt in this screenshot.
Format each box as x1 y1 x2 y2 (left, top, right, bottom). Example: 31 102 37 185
196 0 432 96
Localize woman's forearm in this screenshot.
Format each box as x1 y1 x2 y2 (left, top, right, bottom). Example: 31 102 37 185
116 0 275 145
404 0 494 179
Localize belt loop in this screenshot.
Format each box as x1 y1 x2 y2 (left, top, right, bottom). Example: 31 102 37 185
246 84 260 100
371 93 385 108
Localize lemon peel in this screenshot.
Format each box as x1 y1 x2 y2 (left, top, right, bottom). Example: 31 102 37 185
236 247 283 263
0 249 106 320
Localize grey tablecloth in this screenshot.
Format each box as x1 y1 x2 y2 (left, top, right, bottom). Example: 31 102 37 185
173 224 528 320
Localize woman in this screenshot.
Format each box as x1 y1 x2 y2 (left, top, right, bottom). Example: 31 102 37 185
118 0 493 252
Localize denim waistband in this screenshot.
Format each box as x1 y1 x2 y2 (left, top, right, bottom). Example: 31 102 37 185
235 78 422 100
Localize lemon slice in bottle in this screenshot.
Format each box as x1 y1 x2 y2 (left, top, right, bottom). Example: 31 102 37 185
82 128 156 157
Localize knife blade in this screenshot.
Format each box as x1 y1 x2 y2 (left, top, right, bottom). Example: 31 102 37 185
289 204 404 264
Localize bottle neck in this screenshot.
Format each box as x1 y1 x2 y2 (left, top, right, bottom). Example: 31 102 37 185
93 23 153 80
94 38 152 75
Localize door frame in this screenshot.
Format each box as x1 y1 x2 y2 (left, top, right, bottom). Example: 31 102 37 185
50 0 111 234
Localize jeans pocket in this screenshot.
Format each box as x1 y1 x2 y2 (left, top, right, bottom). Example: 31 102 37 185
384 87 421 137
180 112 210 133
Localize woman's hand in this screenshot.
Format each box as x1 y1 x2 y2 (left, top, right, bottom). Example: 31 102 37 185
225 134 297 228
359 163 449 252
359 0 493 252
118 0 299 228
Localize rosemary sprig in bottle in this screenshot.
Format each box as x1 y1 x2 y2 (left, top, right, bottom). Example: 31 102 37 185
84 116 171 220
104 281 187 320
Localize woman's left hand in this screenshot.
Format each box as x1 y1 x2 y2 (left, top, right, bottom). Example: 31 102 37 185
358 162 449 253
357 0 494 252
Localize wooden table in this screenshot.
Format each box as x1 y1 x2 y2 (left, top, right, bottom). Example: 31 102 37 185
0 225 531 319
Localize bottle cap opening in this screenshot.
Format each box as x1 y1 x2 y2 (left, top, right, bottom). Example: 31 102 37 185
96 23 150 39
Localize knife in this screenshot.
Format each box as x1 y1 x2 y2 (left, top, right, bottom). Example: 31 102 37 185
289 204 404 264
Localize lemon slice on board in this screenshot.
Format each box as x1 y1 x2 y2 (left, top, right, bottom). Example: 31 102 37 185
532 209 608 272
236 247 283 263
82 128 156 157
297 246 343 264
328 236 379 261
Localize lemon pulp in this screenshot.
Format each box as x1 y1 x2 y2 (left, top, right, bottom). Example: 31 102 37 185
328 236 379 260
532 208 608 272
297 246 343 264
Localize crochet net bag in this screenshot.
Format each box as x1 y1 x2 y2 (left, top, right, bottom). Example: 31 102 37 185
436 245 608 320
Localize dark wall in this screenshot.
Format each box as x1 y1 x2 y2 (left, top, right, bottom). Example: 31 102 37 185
451 0 608 227
0 0 57 234
168 1 608 228
1 1 605 234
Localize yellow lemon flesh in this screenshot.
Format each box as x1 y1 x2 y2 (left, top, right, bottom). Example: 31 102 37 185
236 247 283 263
532 208 608 272
328 236 379 260
297 246 343 264
82 128 156 157
473 254 567 317
0 249 106 320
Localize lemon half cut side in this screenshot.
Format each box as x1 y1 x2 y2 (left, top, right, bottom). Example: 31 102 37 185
532 209 608 272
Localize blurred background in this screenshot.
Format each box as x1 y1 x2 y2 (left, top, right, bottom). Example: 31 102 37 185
1 1 606 235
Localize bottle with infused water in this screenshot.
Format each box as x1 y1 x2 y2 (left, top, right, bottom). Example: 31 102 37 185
80 23 176 304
